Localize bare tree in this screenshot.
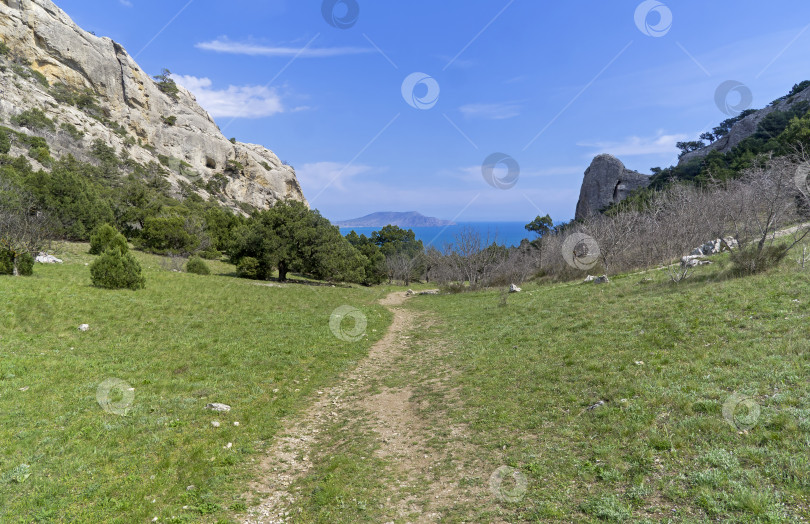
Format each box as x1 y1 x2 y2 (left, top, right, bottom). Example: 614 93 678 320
720 155 810 272
0 180 52 275
581 210 641 275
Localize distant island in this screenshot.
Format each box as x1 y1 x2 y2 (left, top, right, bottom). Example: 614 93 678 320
335 212 456 228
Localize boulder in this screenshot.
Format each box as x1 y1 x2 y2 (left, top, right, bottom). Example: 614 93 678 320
205 403 231 412
575 155 651 220
681 255 712 268
35 253 62 263
584 275 610 284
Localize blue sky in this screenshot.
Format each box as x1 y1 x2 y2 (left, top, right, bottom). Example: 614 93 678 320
56 0 810 223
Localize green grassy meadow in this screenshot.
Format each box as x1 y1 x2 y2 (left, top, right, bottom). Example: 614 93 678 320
2 243 810 522
398 256 810 522
0 243 391 523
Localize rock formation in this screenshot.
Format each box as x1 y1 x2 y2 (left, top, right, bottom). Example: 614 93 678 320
575 154 650 220
0 0 306 211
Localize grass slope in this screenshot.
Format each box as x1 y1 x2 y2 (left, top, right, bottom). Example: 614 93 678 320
0 244 392 523
401 256 810 522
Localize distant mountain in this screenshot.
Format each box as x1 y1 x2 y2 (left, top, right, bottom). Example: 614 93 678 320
335 212 455 228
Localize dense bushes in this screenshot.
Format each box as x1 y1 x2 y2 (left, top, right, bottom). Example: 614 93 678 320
138 216 199 255
90 248 145 290
89 224 128 254
0 250 33 276
185 256 210 275
236 257 260 279
229 201 368 282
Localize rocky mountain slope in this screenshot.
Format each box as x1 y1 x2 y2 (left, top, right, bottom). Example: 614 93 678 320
0 0 305 211
575 82 810 219
679 82 810 164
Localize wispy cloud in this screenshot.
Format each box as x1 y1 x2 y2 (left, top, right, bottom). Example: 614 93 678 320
196 38 374 58
443 164 583 184
297 162 377 192
459 101 522 120
119 0 132 6
172 75 286 118
578 131 689 157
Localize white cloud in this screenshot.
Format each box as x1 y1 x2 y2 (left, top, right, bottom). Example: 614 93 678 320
119 0 132 6
459 102 522 120
297 162 376 193
195 39 373 58
577 131 690 156
172 75 284 118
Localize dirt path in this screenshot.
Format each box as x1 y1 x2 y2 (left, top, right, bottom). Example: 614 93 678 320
242 291 480 523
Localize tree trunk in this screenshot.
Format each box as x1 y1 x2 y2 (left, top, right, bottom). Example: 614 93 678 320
278 261 288 281
12 255 18 277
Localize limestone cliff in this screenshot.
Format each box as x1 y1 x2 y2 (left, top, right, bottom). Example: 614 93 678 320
575 154 650 220
0 0 306 210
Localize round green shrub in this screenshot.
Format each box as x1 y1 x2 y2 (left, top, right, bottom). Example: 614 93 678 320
16 252 34 276
185 256 210 275
236 257 259 279
90 224 128 255
90 248 145 290
0 250 34 276
0 249 13 275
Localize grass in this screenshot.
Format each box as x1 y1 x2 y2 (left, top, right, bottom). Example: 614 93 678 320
399 252 810 522
3 241 810 522
0 243 392 523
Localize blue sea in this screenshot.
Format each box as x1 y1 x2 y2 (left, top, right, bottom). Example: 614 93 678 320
339 222 531 248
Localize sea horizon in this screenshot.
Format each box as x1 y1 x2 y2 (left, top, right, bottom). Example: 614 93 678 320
339 221 535 248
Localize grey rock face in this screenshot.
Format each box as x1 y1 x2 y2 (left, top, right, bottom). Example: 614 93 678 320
575 155 651 220
0 0 306 211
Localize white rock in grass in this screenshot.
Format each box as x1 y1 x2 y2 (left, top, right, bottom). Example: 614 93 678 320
36 253 62 264
509 284 521 293
78 324 90 331
205 403 231 412
211 421 220 428
233 421 240 426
